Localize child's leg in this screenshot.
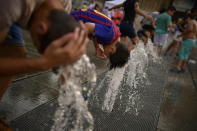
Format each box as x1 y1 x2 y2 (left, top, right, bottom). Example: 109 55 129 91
170 41 179 56
165 40 175 54
177 59 184 70
182 61 187 70
177 42 182 54
158 46 163 57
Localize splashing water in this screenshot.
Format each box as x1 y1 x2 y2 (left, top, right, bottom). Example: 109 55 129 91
91 40 161 115
124 41 148 115
51 55 96 131
102 65 127 112
145 39 160 62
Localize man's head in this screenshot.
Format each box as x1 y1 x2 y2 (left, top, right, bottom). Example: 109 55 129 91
28 0 71 50
167 6 176 16
109 42 130 69
185 14 195 23
185 9 191 15
30 9 80 53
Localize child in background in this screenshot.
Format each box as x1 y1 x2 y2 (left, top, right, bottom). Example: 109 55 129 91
154 6 176 56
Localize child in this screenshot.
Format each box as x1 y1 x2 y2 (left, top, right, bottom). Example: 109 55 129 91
71 9 130 68
171 14 197 73
42 9 130 69
154 6 176 56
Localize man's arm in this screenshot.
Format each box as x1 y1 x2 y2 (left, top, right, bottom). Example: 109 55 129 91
109 3 124 11
0 28 89 76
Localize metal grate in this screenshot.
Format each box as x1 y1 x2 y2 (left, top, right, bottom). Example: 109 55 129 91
10 60 167 131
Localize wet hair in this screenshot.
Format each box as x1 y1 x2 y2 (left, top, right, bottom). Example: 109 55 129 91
40 9 80 53
109 42 130 69
167 6 176 12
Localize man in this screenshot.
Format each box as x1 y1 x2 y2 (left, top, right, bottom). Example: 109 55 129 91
0 0 89 99
0 0 88 129
171 15 197 73
109 0 153 46
154 6 176 56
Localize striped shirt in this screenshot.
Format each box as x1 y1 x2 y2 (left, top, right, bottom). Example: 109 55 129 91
71 9 121 45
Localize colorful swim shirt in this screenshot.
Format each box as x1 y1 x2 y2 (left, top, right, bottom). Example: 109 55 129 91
71 9 121 45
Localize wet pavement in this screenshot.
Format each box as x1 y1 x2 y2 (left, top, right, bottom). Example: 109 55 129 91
157 45 197 131
0 31 197 131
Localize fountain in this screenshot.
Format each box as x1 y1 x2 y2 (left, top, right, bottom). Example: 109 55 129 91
51 39 166 131
51 55 96 131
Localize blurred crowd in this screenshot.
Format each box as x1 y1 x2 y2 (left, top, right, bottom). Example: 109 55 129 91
78 1 197 74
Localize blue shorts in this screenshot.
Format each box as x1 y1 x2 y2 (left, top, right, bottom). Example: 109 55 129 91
179 39 195 61
4 24 24 47
119 21 136 39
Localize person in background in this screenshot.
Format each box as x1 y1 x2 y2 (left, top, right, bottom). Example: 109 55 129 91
109 0 154 49
171 14 197 73
112 9 123 26
164 18 182 57
137 29 151 45
94 4 102 12
103 7 112 19
141 11 159 42
82 2 87 10
87 1 95 9
154 6 176 56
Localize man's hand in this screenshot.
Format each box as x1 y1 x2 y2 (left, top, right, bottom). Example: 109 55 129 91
42 27 89 69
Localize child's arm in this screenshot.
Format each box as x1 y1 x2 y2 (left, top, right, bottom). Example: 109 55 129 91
83 22 107 59
92 38 107 59
135 2 153 22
